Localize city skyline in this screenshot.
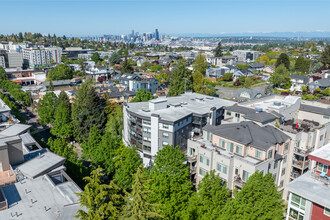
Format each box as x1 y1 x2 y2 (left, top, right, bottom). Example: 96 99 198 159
1 0 330 36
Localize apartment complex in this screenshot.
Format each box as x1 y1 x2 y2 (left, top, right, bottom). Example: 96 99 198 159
122 92 235 165
187 121 290 190
0 56 5 68
23 47 62 68
285 143 330 220
232 50 259 62
0 123 83 219
115 73 158 94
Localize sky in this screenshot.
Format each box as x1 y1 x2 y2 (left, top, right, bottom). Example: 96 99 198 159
1 0 330 36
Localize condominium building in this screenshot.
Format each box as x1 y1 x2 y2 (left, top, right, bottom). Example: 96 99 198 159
123 92 235 165
285 143 330 220
5 51 23 68
0 56 5 68
23 47 62 68
187 121 291 190
232 50 259 62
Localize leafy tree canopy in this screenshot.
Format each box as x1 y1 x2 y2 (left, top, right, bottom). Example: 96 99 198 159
47 64 73 81
131 89 154 102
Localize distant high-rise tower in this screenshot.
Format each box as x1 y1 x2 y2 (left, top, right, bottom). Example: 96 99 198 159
155 29 160 41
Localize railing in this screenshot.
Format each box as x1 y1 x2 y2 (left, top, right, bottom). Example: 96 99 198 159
311 169 330 186
233 175 245 188
292 159 310 169
293 147 313 156
290 172 301 179
187 155 197 162
190 167 196 173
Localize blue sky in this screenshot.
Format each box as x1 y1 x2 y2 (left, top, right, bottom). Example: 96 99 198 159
1 0 329 36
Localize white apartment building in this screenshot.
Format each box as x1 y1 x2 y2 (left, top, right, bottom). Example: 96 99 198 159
0 56 5 68
23 47 62 68
232 50 259 62
5 51 23 68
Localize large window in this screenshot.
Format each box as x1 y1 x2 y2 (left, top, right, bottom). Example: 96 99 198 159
289 208 304 220
162 141 168 146
236 145 243 155
242 170 250 182
162 132 169 138
199 167 208 177
143 119 151 126
268 149 273 159
226 111 231 116
324 208 330 217
143 128 151 134
143 145 151 152
227 142 234 153
291 194 306 211
219 139 225 148
200 155 210 166
188 148 195 156
217 163 227 174
143 136 151 142
255 150 262 159
317 162 328 173
162 123 169 129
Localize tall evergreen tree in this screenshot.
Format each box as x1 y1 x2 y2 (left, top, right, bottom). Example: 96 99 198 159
50 101 73 139
294 56 311 74
168 59 190 96
275 53 290 70
105 100 123 137
38 92 58 125
121 165 163 220
192 70 203 93
82 125 102 159
214 42 223 57
147 145 192 219
270 65 292 89
220 171 284 220
184 170 231 219
57 91 71 112
72 81 106 142
193 54 208 74
75 168 126 220
320 44 330 66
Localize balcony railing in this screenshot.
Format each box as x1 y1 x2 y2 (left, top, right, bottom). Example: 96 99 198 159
233 175 245 188
290 171 301 179
311 168 330 186
187 155 197 162
292 159 310 169
190 167 196 174
293 147 313 156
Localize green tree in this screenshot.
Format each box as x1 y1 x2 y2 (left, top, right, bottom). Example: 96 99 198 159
121 57 134 74
270 65 292 89
193 54 208 74
275 53 290 70
131 89 154 102
82 125 102 159
48 80 54 91
47 64 73 81
57 91 71 111
141 61 152 71
155 72 169 83
38 92 58 124
294 56 311 74
72 81 106 142
147 145 192 219
214 42 223 57
255 55 270 65
184 170 231 219
109 52 121 65
244 76 254 88
121 165 163 220
222 73 233 81
75 168 126 220
0 66 8 81
91 52 101 63
149 64 162 72
192 70 203 93
105 101 123 137
221 171 285 220
236 63 249 70
50 101 73 139
114 146 141 190
168 59 189 96
320 44 330 66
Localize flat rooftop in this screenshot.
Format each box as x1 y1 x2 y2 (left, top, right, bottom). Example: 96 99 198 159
286 171 330 208
309 143 330 162
127 92 235 122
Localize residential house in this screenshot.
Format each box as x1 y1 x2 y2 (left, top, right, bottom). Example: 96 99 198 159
309 78 330 91
290 74 312 92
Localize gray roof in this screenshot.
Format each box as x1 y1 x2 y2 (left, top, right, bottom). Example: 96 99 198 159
0 124 31 137
244 111 277 123
233 88 263 100
309 78 330 87
309 143 330 161
203 121 290 151
126 92 235 122
43 80 72 87
61 203 86 220
286 171 330 209
18 151 66 179
291 74 308 84
299 104 330 116
224 103 256 115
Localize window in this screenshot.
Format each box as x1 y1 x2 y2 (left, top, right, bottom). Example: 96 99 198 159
143 145 151 152
162 132 169 138
324 208 330 217
235 113 240 122
143 128 151 134
200 155 210 166
280 180 284 188
162 123 169 129
199 167 208 177
255 150 262 159
242 170 250 182
282 168 286 176
284 155 287 163
217 163 227 174
143 136 151 142
143 154 152 159
236 145 243 155
317 162 328 173
189 148 195 156
285 143 289 151
226 111 231 116
227 142 234 153
235 167 239 175
204 131 212 141
162 142 168 146
274 161 278 169
268 150 273 159
320 135 324 141
143 119 151 125
219 139 225 148
291 194 306 211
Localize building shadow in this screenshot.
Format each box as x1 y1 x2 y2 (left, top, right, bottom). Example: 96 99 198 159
2 184 22 207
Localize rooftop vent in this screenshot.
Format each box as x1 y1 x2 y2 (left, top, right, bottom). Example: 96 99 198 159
255 107 263 112
273 101 281 106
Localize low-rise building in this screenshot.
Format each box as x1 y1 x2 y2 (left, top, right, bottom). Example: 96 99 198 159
232 50 259 62
290 74 312 92
285 143 330 220
115 73 158 94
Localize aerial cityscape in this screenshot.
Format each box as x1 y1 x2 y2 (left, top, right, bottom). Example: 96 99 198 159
0 0 330 219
